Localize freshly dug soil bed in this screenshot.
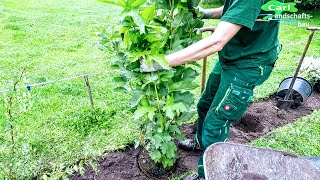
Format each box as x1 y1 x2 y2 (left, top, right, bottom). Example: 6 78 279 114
137 149 175 179
71 92 320 180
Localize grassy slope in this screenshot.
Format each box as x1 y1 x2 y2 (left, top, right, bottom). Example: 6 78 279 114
0 0 116 84
0 0 136 179
0 0 319 179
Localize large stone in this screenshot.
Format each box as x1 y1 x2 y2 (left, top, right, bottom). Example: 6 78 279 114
204 142 320 180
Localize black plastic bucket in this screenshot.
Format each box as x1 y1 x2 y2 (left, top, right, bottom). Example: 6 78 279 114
276 77 312 103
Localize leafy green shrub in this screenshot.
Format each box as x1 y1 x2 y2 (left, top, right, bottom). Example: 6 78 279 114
100 0 203 168
2 69 32 179
285 0 320 9
297 0 320 9
299 56 320 85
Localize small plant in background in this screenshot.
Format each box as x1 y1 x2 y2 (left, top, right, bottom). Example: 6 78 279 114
201 0 223 6
2 68 32 179
283 0 320 9
296 0 320 9
299 56 320 92
99 0 203 170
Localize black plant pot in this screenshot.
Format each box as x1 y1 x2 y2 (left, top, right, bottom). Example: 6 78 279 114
314 80 320 93
276 77 312 108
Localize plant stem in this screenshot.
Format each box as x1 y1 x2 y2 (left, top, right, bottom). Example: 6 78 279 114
153 82 161 111
7 69 25 179
153 82 165 127
169 0 175 49
9 123 14 180
148 84 151 102
140 130 145 147
7 95 14 180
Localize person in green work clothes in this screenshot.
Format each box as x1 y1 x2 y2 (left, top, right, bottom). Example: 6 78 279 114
167 0 281 179
141 0 281 179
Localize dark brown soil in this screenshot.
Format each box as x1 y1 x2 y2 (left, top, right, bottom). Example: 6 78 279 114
71 92 320 180
229 93 320 143
137 149 175 179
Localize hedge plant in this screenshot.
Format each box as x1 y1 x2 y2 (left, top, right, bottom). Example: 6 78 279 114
100 0 203 168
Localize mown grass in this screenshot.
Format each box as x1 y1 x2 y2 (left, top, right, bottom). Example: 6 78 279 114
0 0 319 179
0 0 123 85
0 0 136 179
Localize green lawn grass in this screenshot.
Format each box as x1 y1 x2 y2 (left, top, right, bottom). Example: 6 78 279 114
0 0 119 85
0 0 136 179
0 0 319 179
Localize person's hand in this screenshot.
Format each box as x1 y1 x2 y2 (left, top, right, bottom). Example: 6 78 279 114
198 6 211 19
188 5 211 19
140 59 164 72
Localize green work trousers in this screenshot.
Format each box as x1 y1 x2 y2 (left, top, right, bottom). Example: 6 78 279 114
196 61 274 177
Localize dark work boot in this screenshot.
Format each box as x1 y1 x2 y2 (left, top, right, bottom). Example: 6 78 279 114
178 139 201 151
183 174 205 180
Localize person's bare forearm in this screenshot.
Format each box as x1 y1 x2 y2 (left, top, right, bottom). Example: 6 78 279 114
165 37 222 67
165 21 241 67
202 6 224 19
